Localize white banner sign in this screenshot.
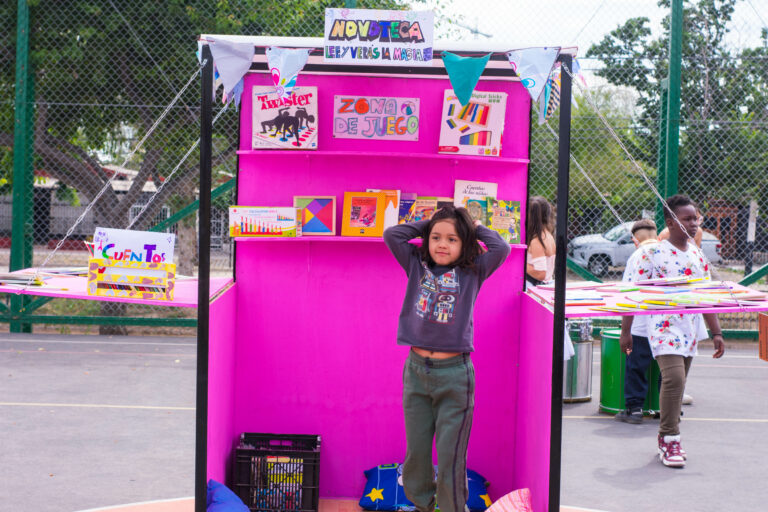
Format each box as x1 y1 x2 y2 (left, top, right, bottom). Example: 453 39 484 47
323 8 434 67
93 227 175 263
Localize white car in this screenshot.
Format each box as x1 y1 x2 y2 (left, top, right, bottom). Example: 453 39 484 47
568 222 722 277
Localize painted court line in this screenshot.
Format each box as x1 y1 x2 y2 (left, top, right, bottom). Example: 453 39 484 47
0 338 195 347
0 401 194 411
564 415 768 423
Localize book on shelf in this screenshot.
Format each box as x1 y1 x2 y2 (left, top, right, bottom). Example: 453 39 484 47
408 197 437 222
438 89 507 157
486 198 521 244
251 86 318 150
398 192 417 224
367 189 401 230
453 179 498 224
341 191 388 237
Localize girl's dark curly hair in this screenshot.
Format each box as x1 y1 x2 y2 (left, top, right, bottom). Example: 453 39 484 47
417 206 482 270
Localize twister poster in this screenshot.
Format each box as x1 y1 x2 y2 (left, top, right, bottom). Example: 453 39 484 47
252 86 318 150
438 89 507 157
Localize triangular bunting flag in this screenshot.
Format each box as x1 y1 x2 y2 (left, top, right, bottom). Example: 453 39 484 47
266 47 311 100
209 39 255 106
441 52 492 106
506 47 560 102
537 65 561 125
486 488 533 512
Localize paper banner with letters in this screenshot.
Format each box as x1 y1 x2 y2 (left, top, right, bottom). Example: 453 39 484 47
93 227 175 264
333 95 419 141
324 8 434 66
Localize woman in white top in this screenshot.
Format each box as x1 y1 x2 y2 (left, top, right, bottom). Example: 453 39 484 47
526 196 556 285
525 196 574 359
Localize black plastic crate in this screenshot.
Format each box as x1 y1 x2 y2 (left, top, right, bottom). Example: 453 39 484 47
232 433 321 512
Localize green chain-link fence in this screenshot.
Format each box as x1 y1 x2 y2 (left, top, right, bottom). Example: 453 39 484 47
3 0 767 334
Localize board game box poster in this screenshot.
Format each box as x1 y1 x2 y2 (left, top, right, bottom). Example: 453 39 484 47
252 86 318 150
438 90 507 157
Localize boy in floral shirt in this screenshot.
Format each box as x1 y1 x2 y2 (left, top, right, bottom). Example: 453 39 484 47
631 195 725 468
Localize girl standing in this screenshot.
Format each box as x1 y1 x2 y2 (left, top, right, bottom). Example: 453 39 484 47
383 206 510 512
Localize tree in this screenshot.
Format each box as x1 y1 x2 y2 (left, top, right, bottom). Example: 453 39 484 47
585 0 768 214
1 0 429 333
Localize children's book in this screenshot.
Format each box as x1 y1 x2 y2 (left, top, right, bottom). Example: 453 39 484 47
408 197 438 222
252 86 318 150
436 197 454 211
454 180 498 224
398 192 417 224
229 207 302 237
438 90 507 157
341 191 388 237
486 198 521 244
367 189 401 230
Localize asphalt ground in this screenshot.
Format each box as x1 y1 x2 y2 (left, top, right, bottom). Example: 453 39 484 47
2 332 767 511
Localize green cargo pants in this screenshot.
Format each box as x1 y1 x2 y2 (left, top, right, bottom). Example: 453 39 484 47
402 349 475 512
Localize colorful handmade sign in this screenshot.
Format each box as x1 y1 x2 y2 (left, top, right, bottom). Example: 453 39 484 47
87 259 176 301
506 47 560 102
333 95 419 141
323 8 434 66
265 46 311 100
441 52 492 106
438 89 506 157
93 227 175 264
252 86 318 150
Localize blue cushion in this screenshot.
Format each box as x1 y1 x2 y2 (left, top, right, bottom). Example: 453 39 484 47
359 464 490 512
207 479 250 512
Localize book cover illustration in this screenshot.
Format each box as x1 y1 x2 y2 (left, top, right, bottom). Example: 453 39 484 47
367 189 401 229
454 179 498 224
438 90 507 157
342 192 387 237
408 197 437 222
229 207 302 237
252 86 318 150
486 198 521 244
398 192 417 224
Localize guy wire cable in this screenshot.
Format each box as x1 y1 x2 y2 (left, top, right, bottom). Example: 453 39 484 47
16 62 207 293
560 63 746 311
127 102 230 230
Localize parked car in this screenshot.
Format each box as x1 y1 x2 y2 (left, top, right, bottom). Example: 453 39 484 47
568 222 722 277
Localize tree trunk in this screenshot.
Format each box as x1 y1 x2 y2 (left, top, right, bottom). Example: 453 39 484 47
176 217 198 276
99 302 129 336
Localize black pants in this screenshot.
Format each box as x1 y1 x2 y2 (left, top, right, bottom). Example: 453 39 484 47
624 335 653 409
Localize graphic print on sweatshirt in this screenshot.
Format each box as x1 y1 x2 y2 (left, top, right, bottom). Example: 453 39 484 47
415 263 460 324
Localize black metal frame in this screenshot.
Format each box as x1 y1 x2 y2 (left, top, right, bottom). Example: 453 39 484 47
196 43 574 512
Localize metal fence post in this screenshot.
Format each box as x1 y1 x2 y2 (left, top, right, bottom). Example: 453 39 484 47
665 0 683 197
10 0 34 333
655 79 669 229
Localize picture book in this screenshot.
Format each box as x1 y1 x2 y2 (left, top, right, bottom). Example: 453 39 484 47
486 198 521 244
436 197 454 211
454 180 498 224
229 206 302 237
408 197 438 222
252 86 318 150
398 192 417 224
341 191 387 237
438 89 507 157
367 189 401 229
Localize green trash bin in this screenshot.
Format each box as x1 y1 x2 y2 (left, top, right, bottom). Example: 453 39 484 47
599 329 660 415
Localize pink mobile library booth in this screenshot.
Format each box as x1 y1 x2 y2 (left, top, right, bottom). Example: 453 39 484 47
198 37 576 512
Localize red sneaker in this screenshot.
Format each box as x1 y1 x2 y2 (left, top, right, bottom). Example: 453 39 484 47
658 434 686 467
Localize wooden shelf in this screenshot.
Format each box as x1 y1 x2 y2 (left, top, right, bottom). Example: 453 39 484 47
236 150 530 165
234 235 527 250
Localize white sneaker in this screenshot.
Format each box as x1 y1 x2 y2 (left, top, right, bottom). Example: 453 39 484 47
682 393 693 405
658 434 686 468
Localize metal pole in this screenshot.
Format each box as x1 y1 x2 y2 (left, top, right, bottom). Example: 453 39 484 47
195 44 213 512
655 79 669 230
549 53 572 512
665 0 683 197
11 0 34 333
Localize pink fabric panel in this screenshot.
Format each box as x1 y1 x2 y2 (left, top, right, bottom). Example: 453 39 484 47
514 294 554 512
207 284 238 483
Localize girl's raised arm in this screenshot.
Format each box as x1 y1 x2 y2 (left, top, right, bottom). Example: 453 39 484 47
475 223 511 280
383 220 430 271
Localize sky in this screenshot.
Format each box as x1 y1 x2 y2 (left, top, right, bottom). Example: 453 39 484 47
422 0 767 60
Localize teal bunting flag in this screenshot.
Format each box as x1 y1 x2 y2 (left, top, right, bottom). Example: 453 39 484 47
441 52 492 106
